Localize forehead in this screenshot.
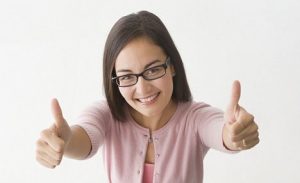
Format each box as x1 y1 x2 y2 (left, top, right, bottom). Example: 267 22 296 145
115 37 166 71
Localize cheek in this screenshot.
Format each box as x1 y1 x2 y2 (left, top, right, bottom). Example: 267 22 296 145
156 75 174 93
119 88 132 100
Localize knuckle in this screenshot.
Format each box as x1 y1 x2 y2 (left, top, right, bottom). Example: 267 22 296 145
36 155 41 162
254 131 259 138
252 139 260 147
35 149 42 156
249 114 255 121
40 129 49 136
254 123 259 131
35 139 42 146
36 139 46 147
40 129 52 140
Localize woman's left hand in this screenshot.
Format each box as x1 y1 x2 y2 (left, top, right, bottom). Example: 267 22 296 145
223 80 260 151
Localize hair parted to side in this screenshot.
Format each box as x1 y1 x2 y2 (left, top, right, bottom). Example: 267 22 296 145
103 10 192 121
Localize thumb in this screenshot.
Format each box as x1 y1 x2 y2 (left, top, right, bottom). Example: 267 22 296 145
226 80 241 123
51 98 66 129
229 80 241 108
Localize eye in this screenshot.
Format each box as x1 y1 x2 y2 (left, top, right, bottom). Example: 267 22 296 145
145 66 162 76
119 75 135 81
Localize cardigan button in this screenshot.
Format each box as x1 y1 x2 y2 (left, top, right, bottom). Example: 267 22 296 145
137 170 141 174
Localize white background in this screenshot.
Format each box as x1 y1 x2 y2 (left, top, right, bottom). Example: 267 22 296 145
1 0 299 182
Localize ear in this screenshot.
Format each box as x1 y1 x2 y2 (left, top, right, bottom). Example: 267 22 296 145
170 65 176 77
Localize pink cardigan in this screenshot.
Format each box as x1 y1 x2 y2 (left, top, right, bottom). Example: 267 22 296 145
75 100 234 183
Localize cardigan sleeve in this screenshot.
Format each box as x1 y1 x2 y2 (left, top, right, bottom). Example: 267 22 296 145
74 100 112 159
191 102 237 153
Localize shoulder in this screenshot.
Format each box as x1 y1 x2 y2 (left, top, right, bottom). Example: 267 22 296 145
178 100 222 113
177 101 223 121
76 100 114 122
87 100 110 112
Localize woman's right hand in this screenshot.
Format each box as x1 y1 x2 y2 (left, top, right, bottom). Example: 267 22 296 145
36 98 72 168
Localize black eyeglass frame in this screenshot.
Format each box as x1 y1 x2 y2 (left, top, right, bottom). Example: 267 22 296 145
112 57 171 87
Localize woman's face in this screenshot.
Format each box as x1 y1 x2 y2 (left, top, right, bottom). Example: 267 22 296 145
114 37 175 118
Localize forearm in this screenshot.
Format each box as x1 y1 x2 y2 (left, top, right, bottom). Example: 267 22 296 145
64 125 92 160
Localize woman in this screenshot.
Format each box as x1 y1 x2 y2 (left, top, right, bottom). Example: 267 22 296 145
36 11 259 183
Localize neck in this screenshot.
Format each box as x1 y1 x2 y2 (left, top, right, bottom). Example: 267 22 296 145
130 100 177 132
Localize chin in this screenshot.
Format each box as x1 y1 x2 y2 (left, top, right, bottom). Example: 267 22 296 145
127 93 171 118
131 103 166 118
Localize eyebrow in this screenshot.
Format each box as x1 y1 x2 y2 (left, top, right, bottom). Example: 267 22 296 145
116 59 162 74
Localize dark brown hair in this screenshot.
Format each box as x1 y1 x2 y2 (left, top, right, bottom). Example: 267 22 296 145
103 11 192 121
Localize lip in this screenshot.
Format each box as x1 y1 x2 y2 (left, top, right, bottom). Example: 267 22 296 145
136 92 160 105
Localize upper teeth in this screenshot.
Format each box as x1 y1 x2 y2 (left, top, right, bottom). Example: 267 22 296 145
139 94 158 103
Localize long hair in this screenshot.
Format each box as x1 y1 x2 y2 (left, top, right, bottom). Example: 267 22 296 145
103 11 192 121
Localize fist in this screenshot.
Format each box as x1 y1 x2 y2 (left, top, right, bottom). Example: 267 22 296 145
36 98 71 168
223 81 260 151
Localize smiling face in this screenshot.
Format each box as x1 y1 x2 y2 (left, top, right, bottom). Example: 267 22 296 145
114 37 175 119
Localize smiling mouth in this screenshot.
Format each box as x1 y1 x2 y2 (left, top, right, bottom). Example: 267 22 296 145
136 93 160 105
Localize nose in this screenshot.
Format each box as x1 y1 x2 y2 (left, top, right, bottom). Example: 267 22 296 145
135 76 151 94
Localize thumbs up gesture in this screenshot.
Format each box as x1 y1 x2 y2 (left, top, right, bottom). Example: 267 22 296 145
223 81 259 151
36 98 72 168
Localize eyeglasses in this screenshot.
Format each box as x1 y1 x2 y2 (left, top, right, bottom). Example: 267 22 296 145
112 57 171 87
